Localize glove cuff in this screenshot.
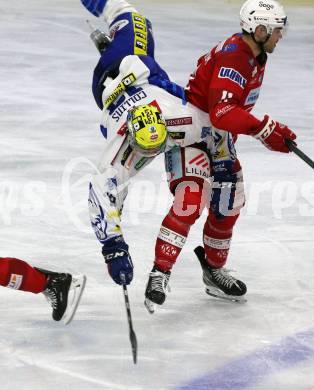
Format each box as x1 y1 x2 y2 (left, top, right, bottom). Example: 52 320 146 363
102 236 129 260
253 115 275 141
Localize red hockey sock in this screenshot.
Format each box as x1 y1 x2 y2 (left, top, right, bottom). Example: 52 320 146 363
155 181 207 272
203 211 240 268
0 258 47 294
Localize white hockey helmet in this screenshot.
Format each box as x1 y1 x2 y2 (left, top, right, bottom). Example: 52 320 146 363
240 0 287 35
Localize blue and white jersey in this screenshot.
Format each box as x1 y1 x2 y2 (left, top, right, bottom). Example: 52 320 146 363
92 11 185 109
83 0 214 244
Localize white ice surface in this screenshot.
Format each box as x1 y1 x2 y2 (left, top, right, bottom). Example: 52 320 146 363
0 1 314 389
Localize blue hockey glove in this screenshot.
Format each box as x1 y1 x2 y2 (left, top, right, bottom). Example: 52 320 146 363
102 236 134 285
81 0 107 17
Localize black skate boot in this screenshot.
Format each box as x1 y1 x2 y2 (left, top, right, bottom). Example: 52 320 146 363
37 268 86 324
194 246 247 303
43 272 72 321
144 267 171 314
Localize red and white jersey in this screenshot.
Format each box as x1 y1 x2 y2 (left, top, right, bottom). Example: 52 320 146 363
186 33 267 136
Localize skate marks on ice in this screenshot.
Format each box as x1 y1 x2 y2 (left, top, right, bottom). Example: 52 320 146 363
175 327 314 390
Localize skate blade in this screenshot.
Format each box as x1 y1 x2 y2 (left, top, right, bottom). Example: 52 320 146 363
144 298 155 314
63 274 87 325
205 287 247 303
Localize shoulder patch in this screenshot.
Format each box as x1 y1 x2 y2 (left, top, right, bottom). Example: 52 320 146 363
222 44 237 53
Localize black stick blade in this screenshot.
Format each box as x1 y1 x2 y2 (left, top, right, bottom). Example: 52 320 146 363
130 328 138 364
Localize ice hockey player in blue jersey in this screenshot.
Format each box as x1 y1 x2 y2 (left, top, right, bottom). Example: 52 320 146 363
80 0 216 287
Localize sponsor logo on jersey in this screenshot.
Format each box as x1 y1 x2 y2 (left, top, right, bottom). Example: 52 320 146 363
215 104 234 119
7 274 23 290
168 132 185 140
245 87 261 105
185 167 210 178
218 67 247 89
166 117 192 126
186 152 210 178
132 13 148 55
188 153 210 169
104 73 137 109
258 1 274 10
111 90 147 122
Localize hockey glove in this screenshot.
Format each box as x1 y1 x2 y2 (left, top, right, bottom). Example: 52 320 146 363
253 115 296 153
81 0 107 17
102 236 134 285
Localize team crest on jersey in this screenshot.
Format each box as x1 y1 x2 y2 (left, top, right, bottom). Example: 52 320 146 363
218 67 247 89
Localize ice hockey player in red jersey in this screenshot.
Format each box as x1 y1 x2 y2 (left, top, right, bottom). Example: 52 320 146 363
0 257 86 324
146 0 297 311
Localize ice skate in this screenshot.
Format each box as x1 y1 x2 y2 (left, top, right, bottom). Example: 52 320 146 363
194 246 247 303
144 267 171 314
41 269 86 324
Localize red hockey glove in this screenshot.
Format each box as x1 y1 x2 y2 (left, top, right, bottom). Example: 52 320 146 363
253 115 297 153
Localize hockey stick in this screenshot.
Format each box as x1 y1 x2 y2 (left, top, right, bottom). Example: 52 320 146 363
285 139 314 170
121 275 138 364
